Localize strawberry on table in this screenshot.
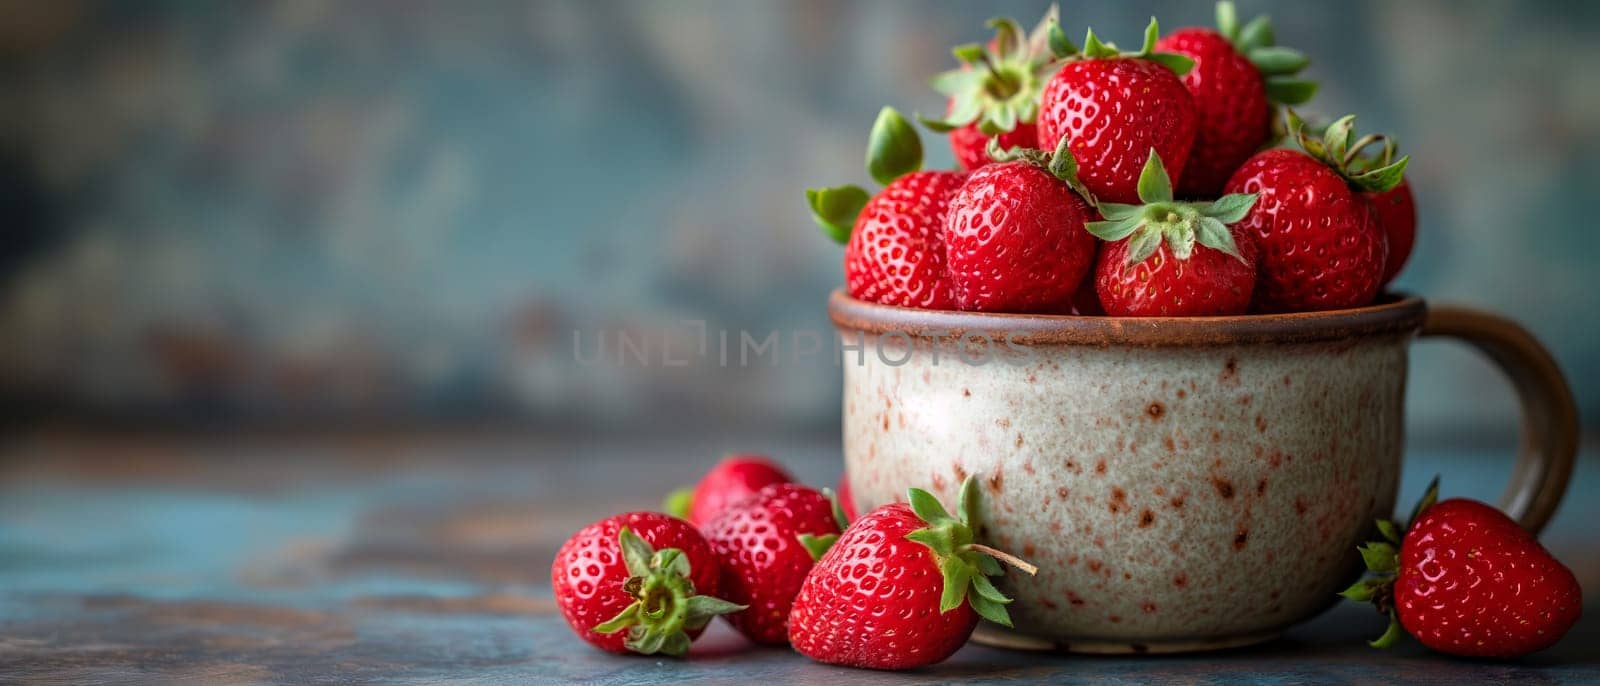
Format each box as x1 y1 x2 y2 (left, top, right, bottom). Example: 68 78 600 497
942 136 1099 312
1089 151 1260 316
787 477 1037 670
1223 111 1407 312
665 454 793 527
1342 479 1583 658
1037 18 1198 204
702 483 848 644
551 512 743 656
1156 1 1317 197
808 108 966 309
918 7 1060 170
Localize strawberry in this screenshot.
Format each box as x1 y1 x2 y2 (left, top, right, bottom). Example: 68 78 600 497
1349 137 1417 285
666 454 793 527
787 477 1037 670
836 471 860 522
551 512 743 656
1222 112 1408 312
919 9 1061 170
1342 479 1582 658
1036 19 1199 204
942 136 1099 312
702 483 848 644
1155 2 1316 197
809 108 966 309
1089 151 1260 316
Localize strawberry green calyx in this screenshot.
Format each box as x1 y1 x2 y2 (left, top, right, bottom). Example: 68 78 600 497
1339 476 1440 649
1286 109 1410 193
1214 1 1315 105
986 133 1094 204
920 6 1062 136
593 527 746 656
1051 17 1194 77
1086 150 1257 268
661 488 693 519
806 107 926 244
903 476 1039 627
796 486 852 562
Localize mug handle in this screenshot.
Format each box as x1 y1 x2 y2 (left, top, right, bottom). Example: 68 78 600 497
1419 305 1578 534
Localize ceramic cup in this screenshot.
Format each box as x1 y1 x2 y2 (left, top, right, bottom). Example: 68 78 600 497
829 290 1576 654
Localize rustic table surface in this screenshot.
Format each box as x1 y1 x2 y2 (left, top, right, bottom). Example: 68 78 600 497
1 431 1596 684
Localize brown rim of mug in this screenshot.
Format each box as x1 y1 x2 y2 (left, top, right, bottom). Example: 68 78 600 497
828 289 1428 347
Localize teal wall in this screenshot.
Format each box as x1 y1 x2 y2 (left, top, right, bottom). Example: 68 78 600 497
1 1 1595 438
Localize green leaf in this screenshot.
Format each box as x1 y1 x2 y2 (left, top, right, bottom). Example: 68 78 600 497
1097 202 1141 221
1247 46 1309 76
1322 115 1356 165
915 113 964 134
1216 1 1240 43
866 106 923 186
1203 193 1257 224
938 556 970 613
654 547 690 578
1139 17 1160 55
986 17 1025 61
929 68 983 97
594 603 642 634
662 488 693 519
957 475 980 526
1376 519 1401 545
952 43 985 64
1135 149 1172 204
629 626 667 655
1266 77 1318 106
1358 542 1398 572
908 487 953 525
1086 216 1143 242
618 527 655 577
1124 226 1163 267
683 594 746 620
1166 222 1196 260
1047 19 1077 58
1046 135 1077 183
1369 611 1405 649
658 632 691 657
967 590 1014 627
983 101 1018 136
1196 217 1244 263
904 527 952 552
1408 475 1441 526
1338 578 1379 602
1236 15 1273 52
806 185 869 245
1347 155 1410 193
975 553 1003 577
970 572 1012 604
1147 52 1195 77
797 533 838 562
1082 27 1117 59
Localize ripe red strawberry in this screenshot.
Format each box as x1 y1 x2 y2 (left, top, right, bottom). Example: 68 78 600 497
667 454 793 527
702 483 847 644
1155 2 1316 197
551 512 743 656
809 108 965 309
1348 137 1416 285
788 477 1037 670
1223 112 1407 312
1036 19 1198 204
1368 179 1415 285
942 137 1099 312
1342 480 1582 658
1089 151 1260 316
836 472 859 522
919 9 1060 170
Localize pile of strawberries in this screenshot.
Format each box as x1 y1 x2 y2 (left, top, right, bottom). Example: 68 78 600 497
552 456 1036 669
808 4 1417 317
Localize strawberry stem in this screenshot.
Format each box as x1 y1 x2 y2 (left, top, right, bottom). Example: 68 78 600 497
968 543 1038 575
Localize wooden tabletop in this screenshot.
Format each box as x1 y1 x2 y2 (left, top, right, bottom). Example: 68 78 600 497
1 431 1596 684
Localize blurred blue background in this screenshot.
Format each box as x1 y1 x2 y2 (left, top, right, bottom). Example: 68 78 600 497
1 0 1596 443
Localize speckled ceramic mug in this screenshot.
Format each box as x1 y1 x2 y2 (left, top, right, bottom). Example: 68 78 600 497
830 290 1576 654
